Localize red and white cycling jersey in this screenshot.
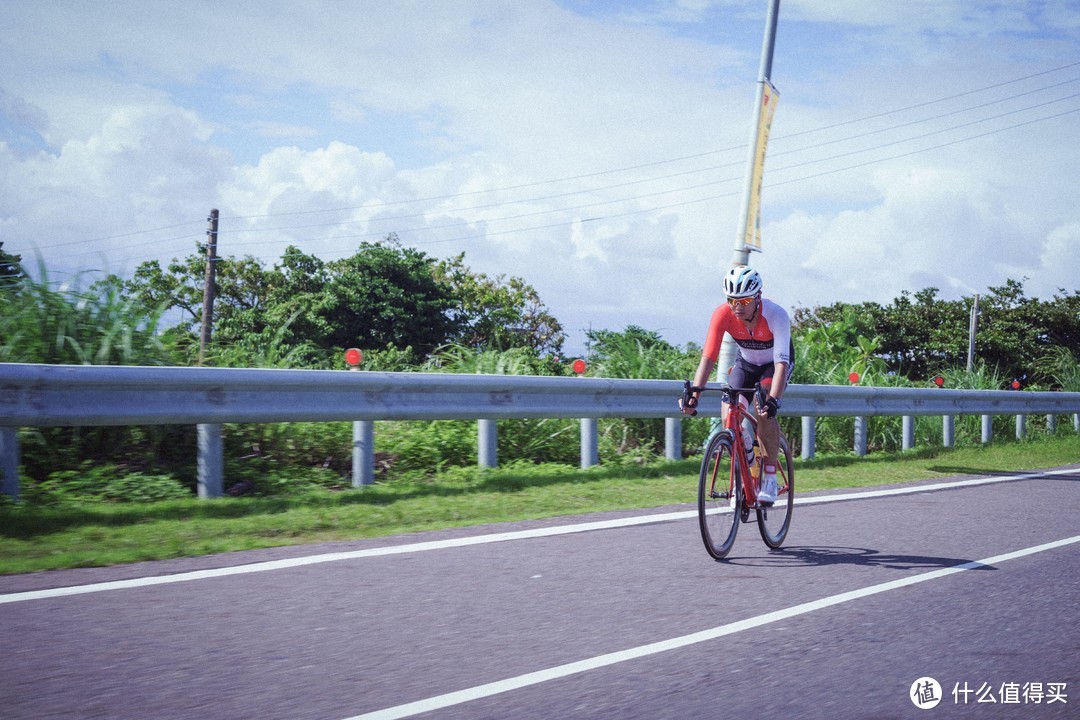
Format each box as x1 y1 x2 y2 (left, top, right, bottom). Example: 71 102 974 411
701 298 793 367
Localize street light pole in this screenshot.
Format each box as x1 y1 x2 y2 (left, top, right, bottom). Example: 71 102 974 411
967 294 979 372
718 0 781 383
732 0 780 267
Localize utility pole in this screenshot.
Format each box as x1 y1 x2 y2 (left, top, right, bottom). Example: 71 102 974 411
967 294 979 372
718 0 781 383
732 0 781 268
199 209 219 366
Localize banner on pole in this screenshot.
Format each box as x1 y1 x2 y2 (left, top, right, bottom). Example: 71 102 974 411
743 81 779 252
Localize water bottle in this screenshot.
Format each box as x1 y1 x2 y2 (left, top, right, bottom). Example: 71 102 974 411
742 427 756 468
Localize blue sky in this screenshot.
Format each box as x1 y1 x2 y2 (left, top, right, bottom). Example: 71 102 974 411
2 0 1078 354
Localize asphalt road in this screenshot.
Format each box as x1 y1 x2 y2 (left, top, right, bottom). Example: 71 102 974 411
2 465 1078 720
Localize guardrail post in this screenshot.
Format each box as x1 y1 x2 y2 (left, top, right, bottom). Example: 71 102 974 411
1074 413 1079 433
981 415 993 444
580 418 599 468
1 427 19 501
853 416 867 457
943 416 955 448
801 416 815 460
1046 414 1056 435
197 423 223 499
664 417 681 461
1015 414 1026 440
902 416 914 451
478 419 497 468
352 420 374 486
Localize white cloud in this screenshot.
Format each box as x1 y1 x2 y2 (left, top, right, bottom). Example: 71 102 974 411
0 0 1077 354
1036 221 1080 295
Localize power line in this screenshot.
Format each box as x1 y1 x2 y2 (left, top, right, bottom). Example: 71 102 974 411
208 60 1080 224
224 104 1080 262
224 77 1080 240
776 60 1080 139
196 79 1080 254
21 62 1080 265
222 94 1080 252
767 107 1080 189
31 95 1079 267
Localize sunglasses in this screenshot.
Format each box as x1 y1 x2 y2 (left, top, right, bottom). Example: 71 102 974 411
727 296 757 308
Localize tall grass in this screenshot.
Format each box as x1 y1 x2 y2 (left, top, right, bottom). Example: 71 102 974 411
1041 346 1080 391
422 344 579 468
1 269 188 482
0 264 172 366
583 327 704 458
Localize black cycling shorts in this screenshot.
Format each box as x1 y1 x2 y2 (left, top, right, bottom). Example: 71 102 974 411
726 344 795 405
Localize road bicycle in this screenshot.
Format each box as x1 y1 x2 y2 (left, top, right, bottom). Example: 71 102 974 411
681 381 794 560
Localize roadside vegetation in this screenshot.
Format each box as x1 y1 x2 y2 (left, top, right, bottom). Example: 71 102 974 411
1 238 1078 520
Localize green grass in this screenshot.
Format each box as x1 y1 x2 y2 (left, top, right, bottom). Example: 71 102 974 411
2 434 1078 575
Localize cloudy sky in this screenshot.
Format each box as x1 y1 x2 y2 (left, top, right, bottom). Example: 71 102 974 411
2 0 1078 354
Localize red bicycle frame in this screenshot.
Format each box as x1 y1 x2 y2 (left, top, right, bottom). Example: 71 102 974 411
721 389 762 507
688 381 777 508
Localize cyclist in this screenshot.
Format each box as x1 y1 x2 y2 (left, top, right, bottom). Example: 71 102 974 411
680 265 794 504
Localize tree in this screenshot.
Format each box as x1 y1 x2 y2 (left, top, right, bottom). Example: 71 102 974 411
0 241 23 291
584 325 695 380
793 281 1080 384
792 307 888 385
123 238 570 366
121 251 280 363
317 243 459 354
435 253 565 354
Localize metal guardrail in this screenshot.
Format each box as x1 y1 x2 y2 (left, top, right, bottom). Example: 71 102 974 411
2 363 1079 499
3 362 1079 423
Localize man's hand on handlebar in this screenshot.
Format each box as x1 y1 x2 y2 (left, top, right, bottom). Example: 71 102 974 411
757 395 780 418
680 381 703 416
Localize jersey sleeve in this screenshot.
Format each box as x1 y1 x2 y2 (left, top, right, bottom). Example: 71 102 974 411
701 304 731 362
762 300 793 365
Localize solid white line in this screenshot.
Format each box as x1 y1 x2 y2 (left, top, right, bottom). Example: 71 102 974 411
793 467 1076 505
344 535 1080 720
0 511 695 605
2 467 1074 605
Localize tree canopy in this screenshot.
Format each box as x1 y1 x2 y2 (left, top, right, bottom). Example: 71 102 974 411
4 230 1077 389
793 281 1080 385
118 237 565 365
0 241 23 291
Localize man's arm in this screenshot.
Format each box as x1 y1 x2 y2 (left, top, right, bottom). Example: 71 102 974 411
681 355 716 414
693 356 716 390
770 361 789 401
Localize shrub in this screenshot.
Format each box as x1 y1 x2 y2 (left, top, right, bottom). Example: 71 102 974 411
25 463 190 504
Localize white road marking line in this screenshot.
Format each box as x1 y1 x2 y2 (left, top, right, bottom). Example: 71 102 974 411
344 535 1080 720
1 467 1074 605
793 467 1076 504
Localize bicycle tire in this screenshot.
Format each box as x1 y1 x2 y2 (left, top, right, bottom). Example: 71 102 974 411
698 431 741 559
756 434 794 548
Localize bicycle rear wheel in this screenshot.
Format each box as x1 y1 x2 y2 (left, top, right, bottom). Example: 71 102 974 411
756 434 794 548
698 431 741 559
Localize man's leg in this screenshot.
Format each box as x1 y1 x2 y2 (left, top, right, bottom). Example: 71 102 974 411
757 412 780 464
754 375 779 462
753 374 781 503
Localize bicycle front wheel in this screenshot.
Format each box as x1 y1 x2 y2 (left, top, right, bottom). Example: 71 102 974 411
756 434 794 548
698 431 741 560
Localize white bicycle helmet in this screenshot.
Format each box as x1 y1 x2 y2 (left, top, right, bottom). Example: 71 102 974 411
723 265 763 298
